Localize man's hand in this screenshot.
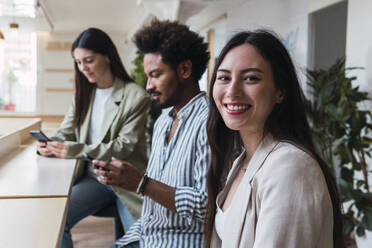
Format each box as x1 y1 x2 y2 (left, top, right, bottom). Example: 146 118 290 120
93 157 177 212
47 141 68 158
36 141 53 157
92 157 142 192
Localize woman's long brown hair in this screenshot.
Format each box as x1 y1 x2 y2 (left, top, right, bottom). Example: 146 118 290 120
71 28 133 127
204 30 345 248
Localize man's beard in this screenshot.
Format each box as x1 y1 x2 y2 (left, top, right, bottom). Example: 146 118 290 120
149 77 183 109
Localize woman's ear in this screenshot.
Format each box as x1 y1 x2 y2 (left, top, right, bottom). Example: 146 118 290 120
105 56 111 64
177 60 192 79
276 90 285 104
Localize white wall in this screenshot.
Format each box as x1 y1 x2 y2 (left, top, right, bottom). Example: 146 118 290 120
309 0 344 12
227 0 308 87
36 32 75 116
346 0 372 95
187 0 308 89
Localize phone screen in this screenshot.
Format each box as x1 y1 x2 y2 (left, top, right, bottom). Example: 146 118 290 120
29 130 51 142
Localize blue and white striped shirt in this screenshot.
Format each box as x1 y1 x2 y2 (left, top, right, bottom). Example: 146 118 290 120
116 93 211 247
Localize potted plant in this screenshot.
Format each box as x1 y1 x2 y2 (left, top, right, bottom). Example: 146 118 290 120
131 50 161 148
3 68 18 111
304 58 372 246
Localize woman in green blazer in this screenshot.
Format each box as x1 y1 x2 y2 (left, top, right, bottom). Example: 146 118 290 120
37 28 150 248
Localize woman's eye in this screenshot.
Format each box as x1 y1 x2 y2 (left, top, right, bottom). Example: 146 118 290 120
216 75 230 81
244 75 259 82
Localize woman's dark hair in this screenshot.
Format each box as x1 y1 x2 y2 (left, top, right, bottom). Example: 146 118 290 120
133 18 210 82
71 27 133 127
205 30 344 248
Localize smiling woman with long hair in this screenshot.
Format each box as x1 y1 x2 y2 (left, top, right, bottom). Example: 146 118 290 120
204 30 344 248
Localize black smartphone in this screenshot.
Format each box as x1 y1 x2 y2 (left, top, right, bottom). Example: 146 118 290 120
29 130 51 142
84 153 110 172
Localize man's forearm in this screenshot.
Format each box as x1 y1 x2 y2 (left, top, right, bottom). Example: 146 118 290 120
143 178 177 212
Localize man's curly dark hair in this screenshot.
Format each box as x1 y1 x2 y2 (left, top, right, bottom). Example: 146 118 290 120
133 19 210 82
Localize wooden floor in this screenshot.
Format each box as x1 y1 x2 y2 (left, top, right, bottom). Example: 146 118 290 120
71 216 115 248
42 122 116 248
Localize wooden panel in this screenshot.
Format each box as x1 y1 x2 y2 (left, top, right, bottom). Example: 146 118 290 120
45 41 73 51
45 68 74 73
41 115 64 123
0 145 77 198
207 28 216 90
0 197 68 248
0 132 19 159
0 115 64 123
0 118 41 144
45 88 74 93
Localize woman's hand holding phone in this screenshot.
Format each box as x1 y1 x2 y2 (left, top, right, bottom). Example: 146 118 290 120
37 141 53 157
47 141 68 158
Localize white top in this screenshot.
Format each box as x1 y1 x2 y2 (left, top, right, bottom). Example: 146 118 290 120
215 202 231 239
88 87 113 145
87 87 113 179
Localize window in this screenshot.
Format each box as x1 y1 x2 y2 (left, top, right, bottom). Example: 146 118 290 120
0 30 37 112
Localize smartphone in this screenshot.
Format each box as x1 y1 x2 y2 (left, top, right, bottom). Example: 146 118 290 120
29 130 51 142
84 153 110 172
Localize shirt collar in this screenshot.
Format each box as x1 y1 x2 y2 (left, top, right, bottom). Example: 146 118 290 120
168 92 206 120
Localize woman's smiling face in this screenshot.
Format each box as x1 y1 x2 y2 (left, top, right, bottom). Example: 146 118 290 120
212 43 283 134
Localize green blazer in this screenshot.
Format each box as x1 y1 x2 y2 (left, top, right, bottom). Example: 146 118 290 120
50 78 150 219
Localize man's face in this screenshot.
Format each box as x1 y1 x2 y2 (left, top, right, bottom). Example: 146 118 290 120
144 53 183 109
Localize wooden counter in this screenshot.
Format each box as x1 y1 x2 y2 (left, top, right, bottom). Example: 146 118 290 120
0 145 76 199
0 197 68 248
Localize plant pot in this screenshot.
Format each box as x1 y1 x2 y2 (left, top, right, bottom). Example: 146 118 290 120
5 104 15 111
345 233 357 248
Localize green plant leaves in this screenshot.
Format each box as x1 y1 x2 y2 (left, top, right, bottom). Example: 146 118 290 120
131 50 147 89
305 57 371 237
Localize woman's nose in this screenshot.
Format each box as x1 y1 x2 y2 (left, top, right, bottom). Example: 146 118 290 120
80 63 88 72
226 78 242 97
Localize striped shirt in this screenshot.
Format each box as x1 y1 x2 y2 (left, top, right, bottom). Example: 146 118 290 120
116 92 211 247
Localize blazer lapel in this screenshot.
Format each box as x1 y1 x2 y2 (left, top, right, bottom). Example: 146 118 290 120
98 79 123 143
222 134 279 247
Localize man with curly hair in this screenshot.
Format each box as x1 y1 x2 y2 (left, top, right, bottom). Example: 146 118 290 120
92 19 211 248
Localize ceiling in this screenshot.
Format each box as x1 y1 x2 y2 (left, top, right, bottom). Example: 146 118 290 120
0 0 149 36
0 0 233 38
43 0 148 34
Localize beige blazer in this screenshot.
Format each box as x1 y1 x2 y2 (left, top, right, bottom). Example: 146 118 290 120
211 134 333 248
50 78 150 219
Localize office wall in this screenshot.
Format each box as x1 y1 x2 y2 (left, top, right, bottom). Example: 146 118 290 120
346 0 372 95
309 0 344 12
225 0 308 87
